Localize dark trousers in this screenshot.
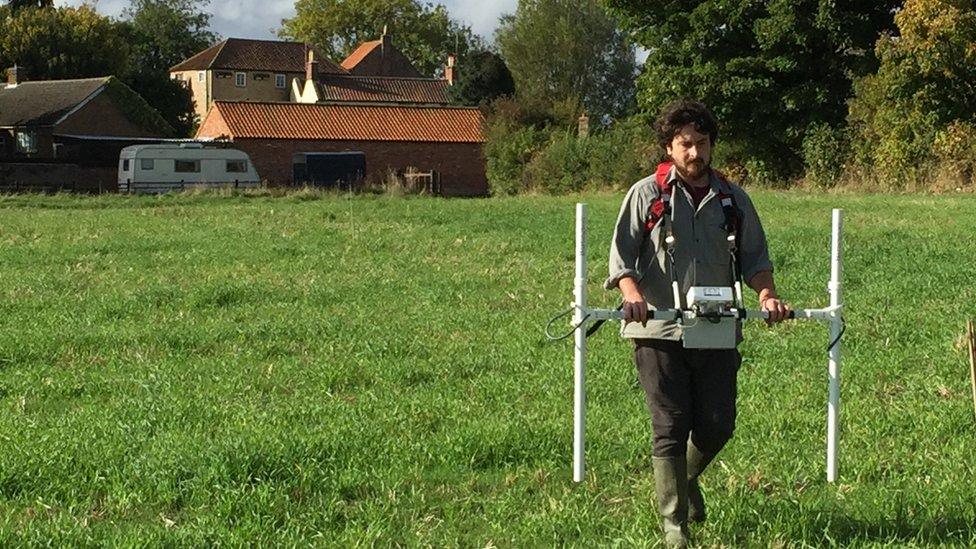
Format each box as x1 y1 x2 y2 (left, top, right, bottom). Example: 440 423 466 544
634 339 741 457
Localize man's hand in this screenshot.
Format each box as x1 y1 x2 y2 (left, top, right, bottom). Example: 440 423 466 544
750 271 791 325
760 292 791 325
619 277 648 326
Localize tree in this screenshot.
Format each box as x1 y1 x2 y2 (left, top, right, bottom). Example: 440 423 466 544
0 5 130 80
120 0 219 136
848 0 976 186
7 0 53 12
279 0 482 77
448 50 515 107
495 0 636 123
604 0 898 181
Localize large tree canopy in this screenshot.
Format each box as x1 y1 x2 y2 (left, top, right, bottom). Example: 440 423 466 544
448 50 516 107
496 0 636 123
7 0 52 12
120 0 219 136
279 0 482 77
0 5 130 81
605 0 898 180
848 0 976 185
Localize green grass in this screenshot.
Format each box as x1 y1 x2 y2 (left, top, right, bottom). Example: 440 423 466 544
1 190 975 546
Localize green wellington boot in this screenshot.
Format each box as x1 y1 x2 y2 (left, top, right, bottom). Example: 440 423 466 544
652 456 690 548
686 441 718 523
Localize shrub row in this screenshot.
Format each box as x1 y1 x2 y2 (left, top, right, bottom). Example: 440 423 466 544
485 117 656 195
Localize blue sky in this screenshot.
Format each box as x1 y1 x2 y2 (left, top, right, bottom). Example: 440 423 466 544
55 0 519 44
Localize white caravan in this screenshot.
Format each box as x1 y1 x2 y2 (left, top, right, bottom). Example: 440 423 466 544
118 143 261 193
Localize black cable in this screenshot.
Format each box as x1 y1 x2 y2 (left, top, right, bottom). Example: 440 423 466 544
544 307 591 341
826 316 846 352
584 302 623 337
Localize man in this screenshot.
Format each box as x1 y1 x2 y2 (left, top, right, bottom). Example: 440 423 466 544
605 99 790 548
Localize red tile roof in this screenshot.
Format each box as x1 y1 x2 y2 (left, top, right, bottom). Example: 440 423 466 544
318 75 450 104
341 41 381 70
198 101 485 143
170 39 347 75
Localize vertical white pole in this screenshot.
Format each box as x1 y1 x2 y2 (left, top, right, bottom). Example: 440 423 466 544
573 203 588 483
826 209 843 482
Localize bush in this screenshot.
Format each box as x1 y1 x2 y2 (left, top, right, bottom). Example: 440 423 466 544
846 0 976 189
802 123 849 188
485 114 656 195
484 123 552 195
932 121 976 189
585 117 656 189
524 132 590 193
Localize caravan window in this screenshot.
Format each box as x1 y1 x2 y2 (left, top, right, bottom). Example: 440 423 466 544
175 159 200 173
226 160 247 173
141 159 154 170
122 159 130 171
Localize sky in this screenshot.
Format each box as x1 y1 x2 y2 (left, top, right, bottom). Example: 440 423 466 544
55 0 520 44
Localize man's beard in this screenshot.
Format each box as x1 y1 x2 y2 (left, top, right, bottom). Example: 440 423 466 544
680 159 709 180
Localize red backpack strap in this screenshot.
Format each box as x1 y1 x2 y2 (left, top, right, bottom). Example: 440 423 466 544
644 162 674 234
713 170 741 235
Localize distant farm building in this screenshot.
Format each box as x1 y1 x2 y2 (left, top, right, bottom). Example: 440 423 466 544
196 101 487 196
173 28 486 196
0 68 173 192
169 38 347 123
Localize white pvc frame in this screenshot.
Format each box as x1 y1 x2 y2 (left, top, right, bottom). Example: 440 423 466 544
571 204 843 483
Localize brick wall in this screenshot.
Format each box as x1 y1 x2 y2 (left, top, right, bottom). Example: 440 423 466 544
197 105 229 139
210 71 295 104
172 70 210 122
233 138 487 196
57 92 162 137
173 70 300 123
0 163 116 192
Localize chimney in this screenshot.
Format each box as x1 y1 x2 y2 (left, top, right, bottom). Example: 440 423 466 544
305 49 318 81
7 65 19 87
445 55 456 86
381 25 392 51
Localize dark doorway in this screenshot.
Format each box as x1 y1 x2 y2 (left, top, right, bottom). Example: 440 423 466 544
293 152 366 188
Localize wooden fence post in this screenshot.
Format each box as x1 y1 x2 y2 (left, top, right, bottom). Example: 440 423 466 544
969 320 976 422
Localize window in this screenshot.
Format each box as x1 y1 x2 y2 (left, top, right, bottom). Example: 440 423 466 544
198 71 205 82
141 158 154 170
226 159 247 173
16 130 37 154
235 72 246 87
175 159 200 173
275 74 286 88
122 159 130 171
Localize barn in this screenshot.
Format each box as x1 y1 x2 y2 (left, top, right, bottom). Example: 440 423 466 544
195 100 488 196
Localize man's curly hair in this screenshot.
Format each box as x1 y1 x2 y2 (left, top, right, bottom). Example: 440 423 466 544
653 99 719 150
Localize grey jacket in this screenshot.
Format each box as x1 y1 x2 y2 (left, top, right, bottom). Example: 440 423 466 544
605 166 773 339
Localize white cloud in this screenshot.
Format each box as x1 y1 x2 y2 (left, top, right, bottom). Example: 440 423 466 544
442 0 516 41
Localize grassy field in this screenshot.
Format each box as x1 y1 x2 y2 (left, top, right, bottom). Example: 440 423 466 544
1 189 975 546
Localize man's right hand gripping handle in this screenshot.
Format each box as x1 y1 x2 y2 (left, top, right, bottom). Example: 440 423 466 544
618 276 648 326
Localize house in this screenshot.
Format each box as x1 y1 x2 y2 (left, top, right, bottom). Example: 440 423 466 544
0 68 174 191
293 67 452 105
340 27 424 78
169 38 348 122
174 31 485 196
195 101 487 196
